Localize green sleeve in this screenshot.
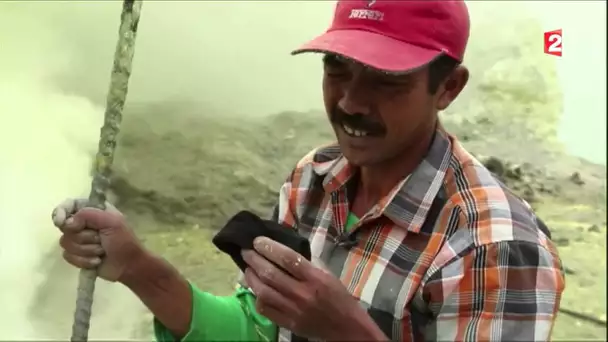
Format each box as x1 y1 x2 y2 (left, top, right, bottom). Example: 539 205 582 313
154 282 278 342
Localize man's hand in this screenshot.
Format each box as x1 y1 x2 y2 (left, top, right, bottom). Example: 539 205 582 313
51 198 145 282
242 237 388 341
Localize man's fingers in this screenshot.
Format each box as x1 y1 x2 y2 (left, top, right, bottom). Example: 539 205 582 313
252 237 311 280
52 198 121 230
70 230 101 245
253 298 296 332
52 198 89 229
242 250 301 293
52 208 66 229
52 199 74 228
72 207 124 231
62 250 102 269
244 267 300 319
59 234 104 257
61 215 86 234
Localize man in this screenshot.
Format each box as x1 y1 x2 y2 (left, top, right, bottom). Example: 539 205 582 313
51 1 565 341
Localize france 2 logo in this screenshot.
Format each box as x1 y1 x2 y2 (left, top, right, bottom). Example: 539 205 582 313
544 29 563 57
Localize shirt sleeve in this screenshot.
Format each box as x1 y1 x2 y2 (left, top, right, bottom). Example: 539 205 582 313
154 282 277 342
422 240 565 341
154 168 300 342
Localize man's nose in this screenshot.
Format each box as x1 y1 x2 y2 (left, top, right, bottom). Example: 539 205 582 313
338 88 371 116
338 73 372 115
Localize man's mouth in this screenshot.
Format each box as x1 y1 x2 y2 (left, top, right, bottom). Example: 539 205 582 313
341 123 369 137
339 121 386 138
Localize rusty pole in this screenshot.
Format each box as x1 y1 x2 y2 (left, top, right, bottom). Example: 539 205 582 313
71 1 143 341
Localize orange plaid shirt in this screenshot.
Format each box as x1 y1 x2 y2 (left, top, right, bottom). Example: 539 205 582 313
272 127 565 342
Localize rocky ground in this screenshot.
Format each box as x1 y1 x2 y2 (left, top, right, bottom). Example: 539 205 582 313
89 99 606 340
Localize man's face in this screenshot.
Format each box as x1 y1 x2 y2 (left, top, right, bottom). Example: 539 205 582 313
322 54 463 167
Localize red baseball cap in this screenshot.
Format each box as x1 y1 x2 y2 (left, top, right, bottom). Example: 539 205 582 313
292 0 470 73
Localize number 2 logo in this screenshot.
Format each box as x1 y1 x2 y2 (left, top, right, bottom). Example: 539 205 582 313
544 29 563 57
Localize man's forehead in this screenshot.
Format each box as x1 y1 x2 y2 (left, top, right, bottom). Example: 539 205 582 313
323 52 417 78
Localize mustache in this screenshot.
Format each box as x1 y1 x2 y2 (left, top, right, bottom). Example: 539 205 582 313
329 106 386 136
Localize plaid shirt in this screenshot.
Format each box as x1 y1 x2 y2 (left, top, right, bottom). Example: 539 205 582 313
267 127 565 342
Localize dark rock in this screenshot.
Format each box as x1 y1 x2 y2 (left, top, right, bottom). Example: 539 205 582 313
479 156 545 203
569 172 585 185
522 184 536 203
483 156 506 177
505 164 523 181
476 117 491 125
588 224 601 233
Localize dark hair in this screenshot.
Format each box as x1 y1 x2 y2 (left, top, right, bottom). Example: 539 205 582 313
427 54 460 94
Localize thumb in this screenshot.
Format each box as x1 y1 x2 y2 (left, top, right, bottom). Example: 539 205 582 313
71 207 125 232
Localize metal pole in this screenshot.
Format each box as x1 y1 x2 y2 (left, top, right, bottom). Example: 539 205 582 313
71 1 143 341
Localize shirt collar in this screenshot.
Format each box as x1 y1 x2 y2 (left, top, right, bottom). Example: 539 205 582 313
315 127 453 233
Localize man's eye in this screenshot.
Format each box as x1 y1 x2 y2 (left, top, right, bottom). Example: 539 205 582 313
376 80 408 88
325 69 350 79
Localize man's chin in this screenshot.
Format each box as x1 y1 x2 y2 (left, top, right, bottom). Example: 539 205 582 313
340 147 377 167
335 134 386 166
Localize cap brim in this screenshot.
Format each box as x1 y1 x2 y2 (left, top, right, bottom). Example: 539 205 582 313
292 29 442 73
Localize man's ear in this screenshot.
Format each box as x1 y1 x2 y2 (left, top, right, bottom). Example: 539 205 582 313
436 65 469 111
